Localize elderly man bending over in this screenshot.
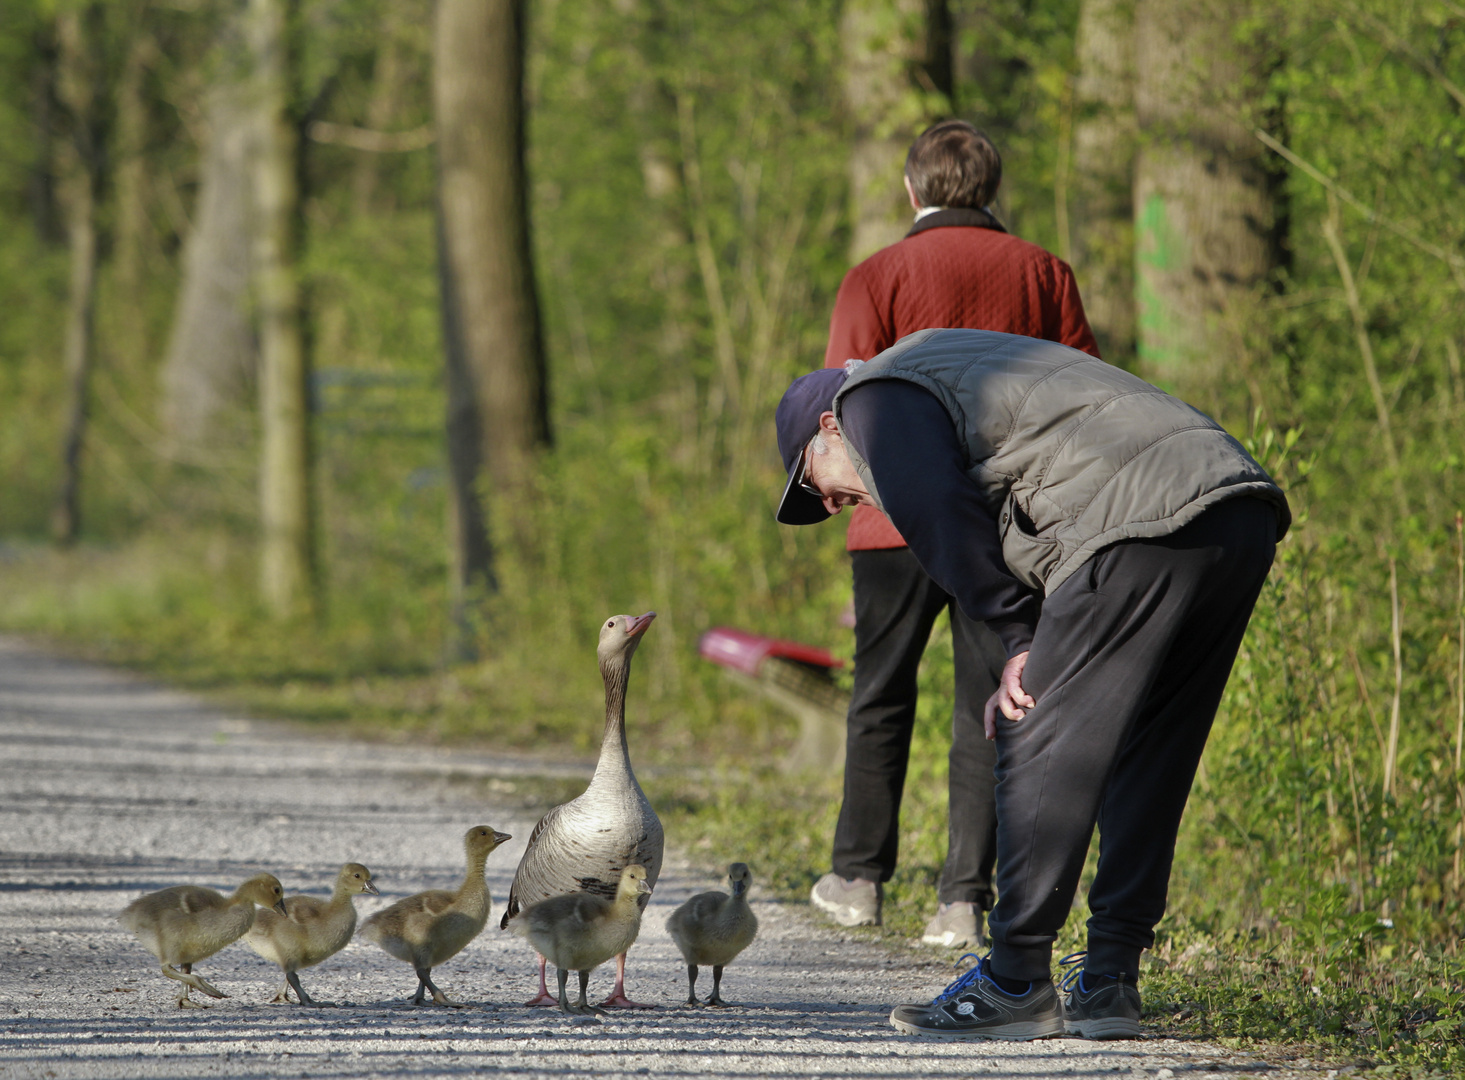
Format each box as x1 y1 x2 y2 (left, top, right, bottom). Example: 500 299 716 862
774 328 1289 1041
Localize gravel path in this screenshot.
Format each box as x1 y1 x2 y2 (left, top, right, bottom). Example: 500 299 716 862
0 636 1330 1079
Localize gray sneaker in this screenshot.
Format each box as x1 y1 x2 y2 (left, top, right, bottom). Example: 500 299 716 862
889 954 1065 1041
809 872 881 926
1060 953 1142 1039
921 902 985 948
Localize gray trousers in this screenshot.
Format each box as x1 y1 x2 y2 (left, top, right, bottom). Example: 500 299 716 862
986 497 1278 982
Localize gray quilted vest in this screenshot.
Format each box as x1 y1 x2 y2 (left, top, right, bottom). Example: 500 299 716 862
832 328 1291 595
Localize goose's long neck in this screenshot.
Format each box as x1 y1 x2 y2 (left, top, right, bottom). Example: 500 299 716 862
592 652 635 786
460 851 489 903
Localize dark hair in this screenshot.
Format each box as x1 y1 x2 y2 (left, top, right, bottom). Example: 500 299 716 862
904 120 1002 209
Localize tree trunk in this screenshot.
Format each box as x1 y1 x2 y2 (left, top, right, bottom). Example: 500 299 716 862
433 0 551 650
842 0 954 263
249 0 315 619
113 18 154 307
160 25 257 447
27 25 64 246
50 7 102 546
1132 0 1283 402
1070 0 1136 365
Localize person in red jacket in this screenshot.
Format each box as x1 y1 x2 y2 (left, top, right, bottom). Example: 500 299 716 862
809 120 1099 947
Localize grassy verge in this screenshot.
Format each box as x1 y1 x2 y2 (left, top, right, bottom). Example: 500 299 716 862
653 765 1465 1078
4 536 1465 1077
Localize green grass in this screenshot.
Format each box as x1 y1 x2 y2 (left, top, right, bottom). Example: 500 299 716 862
4 479 1465 1077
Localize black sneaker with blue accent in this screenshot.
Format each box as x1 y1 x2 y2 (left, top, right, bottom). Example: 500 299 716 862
889 954 1066 1041
1060 951 1143 1039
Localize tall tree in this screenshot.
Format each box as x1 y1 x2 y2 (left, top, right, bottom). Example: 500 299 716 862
433 0 551 652
1132 0 1284 401
842 0 954 262
159 14 257 448
50 5 104 545
112 8 154 309
249 0 315 618
1070 0 1136 365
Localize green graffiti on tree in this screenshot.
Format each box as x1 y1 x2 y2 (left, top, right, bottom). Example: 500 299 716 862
1134 191 1186 387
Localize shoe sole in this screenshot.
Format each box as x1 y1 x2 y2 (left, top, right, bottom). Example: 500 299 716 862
1065 1017 1142 1040
890 1014 1065 1041
810 892 879 927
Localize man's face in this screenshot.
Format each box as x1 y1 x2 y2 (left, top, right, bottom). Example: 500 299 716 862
803 413 875 516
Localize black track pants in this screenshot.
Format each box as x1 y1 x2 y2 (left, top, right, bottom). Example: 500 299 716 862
832 547 1006 907
985 497 1278 982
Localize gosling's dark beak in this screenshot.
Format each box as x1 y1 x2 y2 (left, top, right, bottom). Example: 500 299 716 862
494 831 513 846
273 899 288 915
637 880 653 896
362 880 379 895
731 877 747 897
627 612 657 636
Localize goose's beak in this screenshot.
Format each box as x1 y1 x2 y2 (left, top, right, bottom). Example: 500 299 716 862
494 831 513 846
273 899 289 915
637 880 654 896
362 880 379 895
628 612 657 636
731 878 747 897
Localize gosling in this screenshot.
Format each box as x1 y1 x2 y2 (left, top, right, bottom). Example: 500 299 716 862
665 862 758 1006
118 873 287 1008
514 864 651 1017
245 862 377 1006
359 825 511 1006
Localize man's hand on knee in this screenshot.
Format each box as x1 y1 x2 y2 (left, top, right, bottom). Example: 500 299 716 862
984 650 1034 739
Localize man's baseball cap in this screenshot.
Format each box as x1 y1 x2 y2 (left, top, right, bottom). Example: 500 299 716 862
774 367 847 525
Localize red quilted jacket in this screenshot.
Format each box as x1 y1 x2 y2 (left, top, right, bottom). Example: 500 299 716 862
822 210 1100 551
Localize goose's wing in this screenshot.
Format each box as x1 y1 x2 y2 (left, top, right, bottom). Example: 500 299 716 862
416 890 459 919
501 801 574 927
638 810 666 887
171 886 226 917
283 895 327 924
378 888 457 920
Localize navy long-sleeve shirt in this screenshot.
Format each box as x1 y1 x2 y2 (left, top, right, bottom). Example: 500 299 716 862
839 380 1041 657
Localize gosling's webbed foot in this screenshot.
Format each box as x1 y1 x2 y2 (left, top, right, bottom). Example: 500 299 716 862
706 967 731 1007
286 972 321 1008
682 995 701 1007
176 995 209 1009
163 964 226 1000
414 969 461 1007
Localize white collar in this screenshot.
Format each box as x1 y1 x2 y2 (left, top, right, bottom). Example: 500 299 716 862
913 205 947 222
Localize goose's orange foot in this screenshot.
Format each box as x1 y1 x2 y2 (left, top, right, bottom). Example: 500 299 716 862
597 991 655 1009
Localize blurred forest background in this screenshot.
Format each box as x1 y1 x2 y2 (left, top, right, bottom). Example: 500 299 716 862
1 0 1464 1068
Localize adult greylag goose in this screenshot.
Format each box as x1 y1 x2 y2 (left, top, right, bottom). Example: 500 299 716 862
245 862 377 1006
666 862 759 1006
118 873 287 1008
513 864 652 1018
360 825 511 1006
500 611 664 1008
